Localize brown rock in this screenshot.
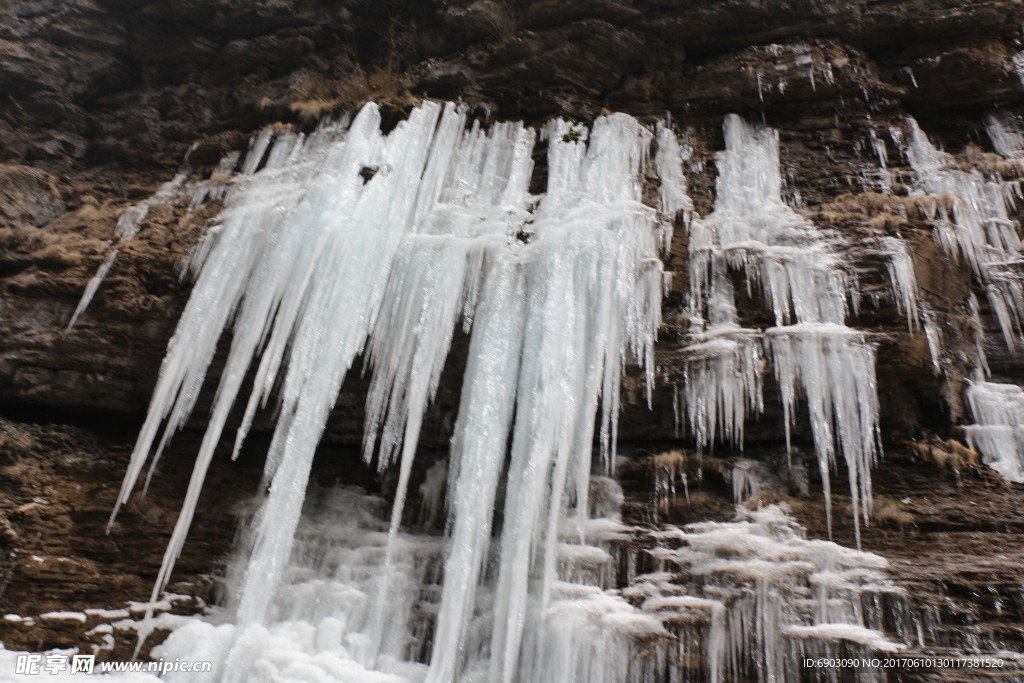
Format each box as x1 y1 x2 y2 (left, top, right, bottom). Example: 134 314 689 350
0 0 1024 663
0 164 62 227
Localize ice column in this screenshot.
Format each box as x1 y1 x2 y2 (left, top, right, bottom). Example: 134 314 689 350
111 102 460 629
482 114 665 683
880 236 921 332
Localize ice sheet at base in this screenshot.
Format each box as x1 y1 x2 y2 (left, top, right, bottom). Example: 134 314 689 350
160 487 910 683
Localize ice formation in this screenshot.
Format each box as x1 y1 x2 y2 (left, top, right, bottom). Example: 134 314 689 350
114 102 673 681
964 381 1024 482
904 117 1024 349
904 117 1024 483
986 112 1024 160
880 236 921 332
66 172 187 330
689 115 850 327
729 459 767 505
877 234 948 372
154 488 908 683
634 505 907 683
678 322 765 451
100 104 922 682
681 114 879 542
652 450 690 513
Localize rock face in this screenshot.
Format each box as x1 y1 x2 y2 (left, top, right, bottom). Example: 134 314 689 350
0 0 1023 664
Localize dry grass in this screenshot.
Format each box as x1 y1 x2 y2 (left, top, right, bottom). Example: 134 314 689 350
286 67 418 123
814 189 973 241
872 495 914 529
652 448 686 474
0 419 38 458
959 143 1024 179
867 213 904 231
655 490 723 518
818 191 959 221
742 491 807 513
900 438 980 471
0 38 26 57
903 194 957 220
28 243 84 268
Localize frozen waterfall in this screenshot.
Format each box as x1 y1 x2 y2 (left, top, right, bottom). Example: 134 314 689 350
902 116 1024 484
116 101 672 681
108 104 915 682
904 117 1024 350
682 115 879 543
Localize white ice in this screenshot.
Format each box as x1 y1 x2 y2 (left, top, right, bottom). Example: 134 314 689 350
904 117 1024 350
66 173 187 330
677 114 880 544
964 380 1024 482
117 103 671 682
630 505 906 683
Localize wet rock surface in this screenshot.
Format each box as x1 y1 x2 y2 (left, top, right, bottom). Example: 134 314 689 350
0 0 1023 666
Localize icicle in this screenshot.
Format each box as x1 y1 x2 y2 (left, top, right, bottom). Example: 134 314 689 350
677 114 880 542
880 236 921 331
688 114 850 324
730 459 767 505
652 450 689 514
967 293 991 379
360 116 536 551
425 254 528 683
130 104 666 682
654 121 693 236
904 117 1024 350
766 325 880 546
185 150 242 210
112 102 448 632
920 305 944 373
867 128 893 194
636 505 906 683
66 172 187 329
417 458 448 528
679 323 765 450
985 112 1024 159
114 103 905 683
487 113 662 683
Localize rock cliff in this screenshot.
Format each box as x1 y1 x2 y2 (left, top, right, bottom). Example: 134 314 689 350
1 0 1023 665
